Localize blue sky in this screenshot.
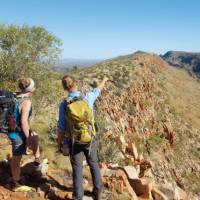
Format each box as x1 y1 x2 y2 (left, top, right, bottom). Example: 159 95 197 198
0 0 200 59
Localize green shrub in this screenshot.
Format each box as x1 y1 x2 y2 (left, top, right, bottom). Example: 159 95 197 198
0 24 61 82
95 111 122 164
148 133 165 152
47 122 58 144
98 134 122 164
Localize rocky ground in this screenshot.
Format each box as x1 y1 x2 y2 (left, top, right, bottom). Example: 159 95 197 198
0 134 192 200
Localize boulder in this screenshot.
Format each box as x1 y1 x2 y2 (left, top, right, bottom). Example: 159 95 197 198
101 168 113 177
82 196 93 200
159 182 180 199
47 170 65 186
152 188 168 200
177 187 190 200
101 167 138 199
129 177 154 197
38 163 49 175
126 143 139 160
138 153 144 162
113 169 138 199
123 166 139 179
139 160 152 177
123 165 153 197
157 182 190 200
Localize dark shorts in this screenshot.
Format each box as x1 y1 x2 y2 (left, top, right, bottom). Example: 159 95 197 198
9 133 27 156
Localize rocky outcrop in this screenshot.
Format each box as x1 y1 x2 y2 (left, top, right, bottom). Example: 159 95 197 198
152 182 191 200
87 53 197 199
100 162 154 199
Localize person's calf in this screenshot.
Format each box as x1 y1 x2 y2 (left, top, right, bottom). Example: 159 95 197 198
10 155 22 182
29 132 40 158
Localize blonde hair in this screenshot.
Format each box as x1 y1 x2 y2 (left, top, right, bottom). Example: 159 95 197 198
62 75 77 91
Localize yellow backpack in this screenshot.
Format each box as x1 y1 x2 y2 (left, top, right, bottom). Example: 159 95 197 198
65 96 96 143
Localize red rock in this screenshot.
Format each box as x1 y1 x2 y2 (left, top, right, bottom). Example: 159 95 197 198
99 162 107 169
123 166 139 179
101 168 138 199
151 188 168 200
47 170 65 186
55 190 68 199
162 121 174 146
129 177 154 197
126 143 138 160
157 182 190 200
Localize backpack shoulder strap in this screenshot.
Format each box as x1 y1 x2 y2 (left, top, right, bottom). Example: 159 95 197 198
64 95 84 106
16 96 31 113
63 95 85 119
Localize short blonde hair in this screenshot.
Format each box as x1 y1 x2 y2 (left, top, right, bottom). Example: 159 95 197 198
62 75 77 91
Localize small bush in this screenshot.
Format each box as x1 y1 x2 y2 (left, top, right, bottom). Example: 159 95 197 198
98 135 122 164
148 133 165 152
47 122 57 143
95 111 122 164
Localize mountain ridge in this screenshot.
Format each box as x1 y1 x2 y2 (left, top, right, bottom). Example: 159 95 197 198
0 51 199 200
162 51 200 78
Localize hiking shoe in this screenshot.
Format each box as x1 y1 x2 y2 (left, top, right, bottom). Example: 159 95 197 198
11 181 33 192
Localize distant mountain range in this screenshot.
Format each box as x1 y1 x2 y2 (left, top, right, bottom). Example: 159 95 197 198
57 58 103 71
57 52 148 71
57 51 200 78
162 51 200 78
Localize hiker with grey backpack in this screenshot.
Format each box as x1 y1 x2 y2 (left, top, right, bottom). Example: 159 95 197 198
0 78 41 191
57 75 108 200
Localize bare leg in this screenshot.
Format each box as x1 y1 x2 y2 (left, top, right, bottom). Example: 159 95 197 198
11 155 22 181
29 132 40 158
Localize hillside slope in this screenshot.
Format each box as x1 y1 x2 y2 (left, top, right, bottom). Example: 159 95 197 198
159 65 200 129
162 51 200 78
0 52 199 200
73 53 200 198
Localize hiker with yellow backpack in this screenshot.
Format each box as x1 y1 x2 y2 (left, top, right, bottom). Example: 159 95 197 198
57 75 108 200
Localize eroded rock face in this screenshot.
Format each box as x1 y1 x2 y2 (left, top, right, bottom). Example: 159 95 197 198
152 184 191 200
100 163 155 199
99 162 191 200
152 188 168 200
129 177 154 197
101 167 139 199
157 182 190 200
162 120 175 146
91 54 198 199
